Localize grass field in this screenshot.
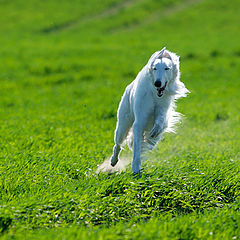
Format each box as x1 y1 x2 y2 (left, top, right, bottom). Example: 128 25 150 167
0 0 240 239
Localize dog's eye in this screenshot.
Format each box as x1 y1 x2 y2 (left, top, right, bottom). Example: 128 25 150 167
165 67 170 70
153 67 157 70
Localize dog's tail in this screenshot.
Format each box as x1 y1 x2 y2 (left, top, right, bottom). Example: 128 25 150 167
126 128 133 150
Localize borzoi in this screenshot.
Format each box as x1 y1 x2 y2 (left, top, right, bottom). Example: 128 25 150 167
110 47 189 174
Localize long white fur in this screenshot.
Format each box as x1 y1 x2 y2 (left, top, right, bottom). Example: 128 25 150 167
110 47 189 174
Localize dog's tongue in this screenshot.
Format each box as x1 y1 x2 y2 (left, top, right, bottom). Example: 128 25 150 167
157 89 163 97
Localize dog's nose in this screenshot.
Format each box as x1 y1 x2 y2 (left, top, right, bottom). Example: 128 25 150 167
154 80 161 87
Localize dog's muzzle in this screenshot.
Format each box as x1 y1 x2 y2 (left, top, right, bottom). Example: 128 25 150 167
156 81 167 97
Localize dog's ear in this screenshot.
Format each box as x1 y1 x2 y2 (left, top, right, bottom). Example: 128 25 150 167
162 51 171 60
169 52 180 71
165 51 180 79
147 47 166 70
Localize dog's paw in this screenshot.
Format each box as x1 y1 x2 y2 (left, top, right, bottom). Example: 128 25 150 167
133 171 142 179
150 124 162 138
133 168 144 178
110 156 119 167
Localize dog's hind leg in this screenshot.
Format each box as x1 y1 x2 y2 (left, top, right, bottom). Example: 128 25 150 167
111 91 133 167
111 115 132 167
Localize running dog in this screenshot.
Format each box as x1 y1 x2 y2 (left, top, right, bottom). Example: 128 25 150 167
110 47 189 174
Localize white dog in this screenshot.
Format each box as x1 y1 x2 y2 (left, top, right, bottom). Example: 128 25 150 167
110 47 189 174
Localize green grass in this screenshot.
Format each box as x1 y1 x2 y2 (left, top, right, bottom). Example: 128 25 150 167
0 0 240 239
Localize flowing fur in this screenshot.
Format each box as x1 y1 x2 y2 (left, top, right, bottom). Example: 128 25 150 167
110 48 189 174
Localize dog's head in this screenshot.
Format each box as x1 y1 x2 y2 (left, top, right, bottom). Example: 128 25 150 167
148 47 180 97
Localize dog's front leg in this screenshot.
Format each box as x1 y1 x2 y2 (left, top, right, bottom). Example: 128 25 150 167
150 113 166 138
132 122 143 174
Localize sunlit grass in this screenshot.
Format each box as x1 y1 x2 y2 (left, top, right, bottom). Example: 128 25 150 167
0 0 239 239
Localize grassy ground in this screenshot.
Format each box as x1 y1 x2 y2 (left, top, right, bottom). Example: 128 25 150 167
0 0 239 239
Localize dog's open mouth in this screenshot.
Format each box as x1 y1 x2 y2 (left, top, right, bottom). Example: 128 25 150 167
157 81 168 97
